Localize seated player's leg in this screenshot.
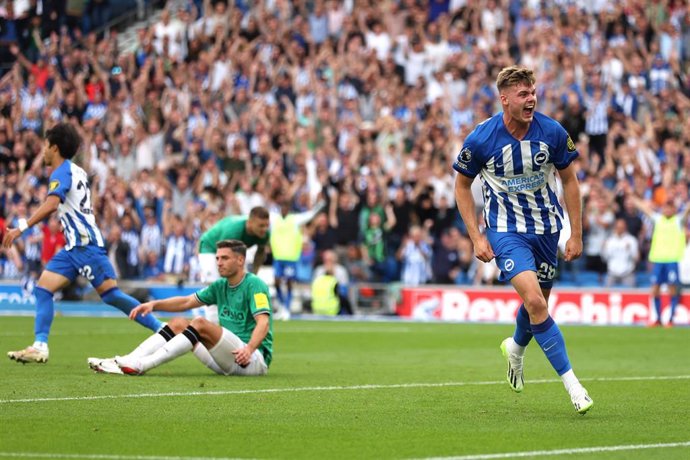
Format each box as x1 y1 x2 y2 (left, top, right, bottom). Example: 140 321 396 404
116 317 220 375
8 250 74 364
197 252 220 322
78 246 163 332
87 357 124 374
191 343 224 374
124 318 186 360
207 328 268 376
89 318 187 374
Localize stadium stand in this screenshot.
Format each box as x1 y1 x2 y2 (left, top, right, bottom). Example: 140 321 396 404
3 0 690 303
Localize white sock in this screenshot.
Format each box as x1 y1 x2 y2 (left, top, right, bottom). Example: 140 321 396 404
140 333 194 372
507 338 526 357
193 344 223 373
126 334 167 359
32 341 48 351
561 369 582 395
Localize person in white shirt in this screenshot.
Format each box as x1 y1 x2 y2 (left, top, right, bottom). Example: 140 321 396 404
601 218 639 287
583 193 614 279
362 19 392 61
403 35 430 86
153 9 185 61
397 225 432 286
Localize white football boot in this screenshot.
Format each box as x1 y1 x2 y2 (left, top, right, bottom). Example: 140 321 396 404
570 387 594 414
88 357 124 375
500 338 524 392
115 355 145 375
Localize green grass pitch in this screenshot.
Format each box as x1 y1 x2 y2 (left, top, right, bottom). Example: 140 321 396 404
1 316 689 460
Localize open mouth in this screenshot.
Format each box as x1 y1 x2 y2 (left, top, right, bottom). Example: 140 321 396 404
523 106 534 117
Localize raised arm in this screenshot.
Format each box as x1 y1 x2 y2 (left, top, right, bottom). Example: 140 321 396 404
292 200 327 227
630 195 655 218
383 202 397 231
328 189 339 228
681 204 690 226
9 44 34 71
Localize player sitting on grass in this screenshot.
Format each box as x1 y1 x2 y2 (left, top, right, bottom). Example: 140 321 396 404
196 206 270 323
88 239 273 376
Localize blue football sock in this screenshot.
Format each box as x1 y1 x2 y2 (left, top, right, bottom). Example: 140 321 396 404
670 295 679 323
34 286 55 344
653 297 662 322
531 316 572 376
275 283 285 306
101 287 162 332
285 286 293 311
513 304 533 347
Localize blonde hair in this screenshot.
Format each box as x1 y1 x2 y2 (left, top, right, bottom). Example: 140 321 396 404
496 66 536 92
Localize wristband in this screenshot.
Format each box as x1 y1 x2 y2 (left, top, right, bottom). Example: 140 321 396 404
17 218 29 232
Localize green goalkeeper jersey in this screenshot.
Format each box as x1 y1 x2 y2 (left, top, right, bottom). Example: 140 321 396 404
194 273 273 365
198 216 270 254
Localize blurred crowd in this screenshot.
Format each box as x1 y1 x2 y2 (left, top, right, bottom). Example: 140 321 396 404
2 0 690 290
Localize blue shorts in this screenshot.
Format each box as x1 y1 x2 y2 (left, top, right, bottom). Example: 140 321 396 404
273 260 297 280
651 262 679 286
45 245 116 288
486 229 559 288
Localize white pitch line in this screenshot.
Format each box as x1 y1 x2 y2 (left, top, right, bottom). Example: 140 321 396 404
1 375 689 405
1 443 689 460
0 453 247 460
2 443 690 460
414 441 690 460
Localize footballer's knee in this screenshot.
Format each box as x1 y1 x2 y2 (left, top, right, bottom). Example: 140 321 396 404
190 316 210 328
190 317 222 335
523 292 548 321
189 317 223 344
168 317 190 334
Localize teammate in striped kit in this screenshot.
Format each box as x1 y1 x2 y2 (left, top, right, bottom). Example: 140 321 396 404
453 66 593 414
3 123 163 364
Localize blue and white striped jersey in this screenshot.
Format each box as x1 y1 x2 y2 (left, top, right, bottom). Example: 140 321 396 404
48 160 105 250
453 111 578 234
